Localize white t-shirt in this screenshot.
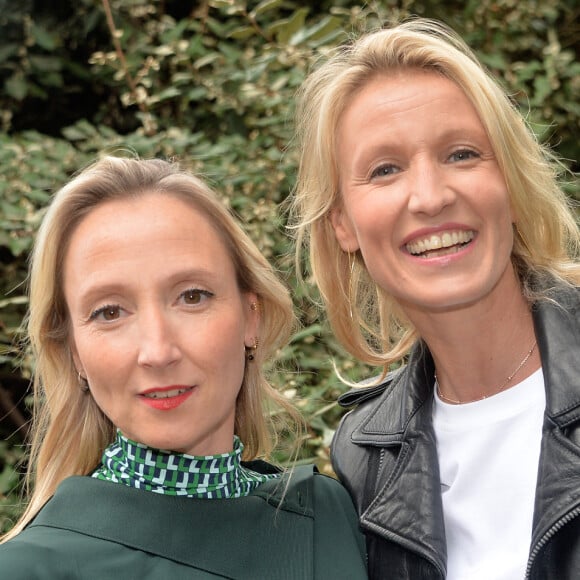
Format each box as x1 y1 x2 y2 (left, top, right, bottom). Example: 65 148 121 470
433 369 545 580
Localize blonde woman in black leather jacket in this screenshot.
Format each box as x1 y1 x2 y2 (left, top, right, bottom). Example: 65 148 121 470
291 18 580 580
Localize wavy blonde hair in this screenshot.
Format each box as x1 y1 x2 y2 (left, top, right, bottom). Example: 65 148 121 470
4 155 300 541
291 17 580 370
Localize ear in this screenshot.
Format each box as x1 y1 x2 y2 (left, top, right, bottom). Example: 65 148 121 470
243 292 260 348
329 206 360 252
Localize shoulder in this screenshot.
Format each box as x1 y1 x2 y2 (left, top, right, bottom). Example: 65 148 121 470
263 465 360 519
309 471 368 577
253 466 367 577
553 283 580 316
257 464 346 516
533 278 580 315
309 470 363 536
533 281 580 359
0 526 80 579
311 469 359 509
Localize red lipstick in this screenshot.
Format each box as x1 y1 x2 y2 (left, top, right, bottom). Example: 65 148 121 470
139 385 195 411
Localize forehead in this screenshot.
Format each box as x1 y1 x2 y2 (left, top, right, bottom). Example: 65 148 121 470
336 70 490 152
346 70 475 116
76 190 222 239
63 192 235 276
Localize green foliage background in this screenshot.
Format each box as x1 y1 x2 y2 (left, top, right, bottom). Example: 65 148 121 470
0 0 578 532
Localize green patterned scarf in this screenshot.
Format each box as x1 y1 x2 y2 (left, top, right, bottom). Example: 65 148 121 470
92 431 279 499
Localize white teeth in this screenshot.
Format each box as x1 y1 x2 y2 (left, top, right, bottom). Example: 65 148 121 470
144 388 189 399
406 230 474 256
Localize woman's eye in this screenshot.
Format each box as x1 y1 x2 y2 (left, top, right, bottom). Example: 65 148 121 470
90 305 121 321
179 289 213 306
449 149 479 162
370 163 399 180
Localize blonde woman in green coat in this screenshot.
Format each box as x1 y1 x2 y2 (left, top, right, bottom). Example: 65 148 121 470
0 156 367 579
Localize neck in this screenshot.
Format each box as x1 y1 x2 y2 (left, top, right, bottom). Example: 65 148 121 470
403 273 540 403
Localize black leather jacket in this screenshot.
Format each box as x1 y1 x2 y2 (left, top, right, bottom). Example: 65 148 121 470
331 284 580 579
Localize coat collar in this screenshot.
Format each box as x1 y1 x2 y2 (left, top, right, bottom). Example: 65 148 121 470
348 343 434 445
532 284 580 425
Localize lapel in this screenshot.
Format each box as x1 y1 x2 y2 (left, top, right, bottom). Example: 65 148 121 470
31 467 316 579
349 343 447 575
531 287 580 543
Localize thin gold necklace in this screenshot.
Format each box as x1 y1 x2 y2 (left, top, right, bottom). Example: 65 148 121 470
435 340 537 405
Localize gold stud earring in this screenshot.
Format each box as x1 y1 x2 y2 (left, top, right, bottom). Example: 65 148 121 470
246 337 259 361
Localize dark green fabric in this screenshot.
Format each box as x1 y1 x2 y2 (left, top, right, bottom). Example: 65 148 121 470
0 465 368 579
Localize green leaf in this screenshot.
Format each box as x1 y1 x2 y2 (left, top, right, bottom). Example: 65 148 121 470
31 23 58 51
0 465 18 495
61 120 99 141
267 8 310 45
0 43 19 63
208 0 237 9
4 75 27 100
8 236 32 257
479 51 507 70
28 55 63 72
290 324 324 343
250 0 284 18
532 76 552 106
290 15 341 46
161 18 188 43
151 86 182 103
193 53 221 69
228 26 255 40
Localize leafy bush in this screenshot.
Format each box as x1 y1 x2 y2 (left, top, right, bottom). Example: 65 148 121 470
0 0 578 532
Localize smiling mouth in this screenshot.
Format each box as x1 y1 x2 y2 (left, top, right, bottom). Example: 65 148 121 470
142 387 192 399
406 230 475 258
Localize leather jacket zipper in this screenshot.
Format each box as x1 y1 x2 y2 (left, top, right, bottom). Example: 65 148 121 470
525 505 580 579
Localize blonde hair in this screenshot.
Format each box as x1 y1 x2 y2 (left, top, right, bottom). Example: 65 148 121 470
291 17 580 369
4 155 300 540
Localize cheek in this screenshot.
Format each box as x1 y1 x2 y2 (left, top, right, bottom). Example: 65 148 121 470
208 335 244 366
196 317 247 373
349 203 398 252
479 171 511 214
72 328 131 386
486 190 515 239
78 349 116 388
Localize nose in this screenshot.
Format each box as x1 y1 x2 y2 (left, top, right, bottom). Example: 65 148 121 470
136 307 182 368
407 158 456 216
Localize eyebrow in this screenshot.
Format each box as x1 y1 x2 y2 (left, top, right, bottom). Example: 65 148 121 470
436 124 489 141
355 124 489 155
75 267 223 308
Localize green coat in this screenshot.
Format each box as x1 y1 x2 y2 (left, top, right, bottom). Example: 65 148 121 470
0 464 367 579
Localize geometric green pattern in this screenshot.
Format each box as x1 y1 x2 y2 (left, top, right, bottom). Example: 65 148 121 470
92 431 279 499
